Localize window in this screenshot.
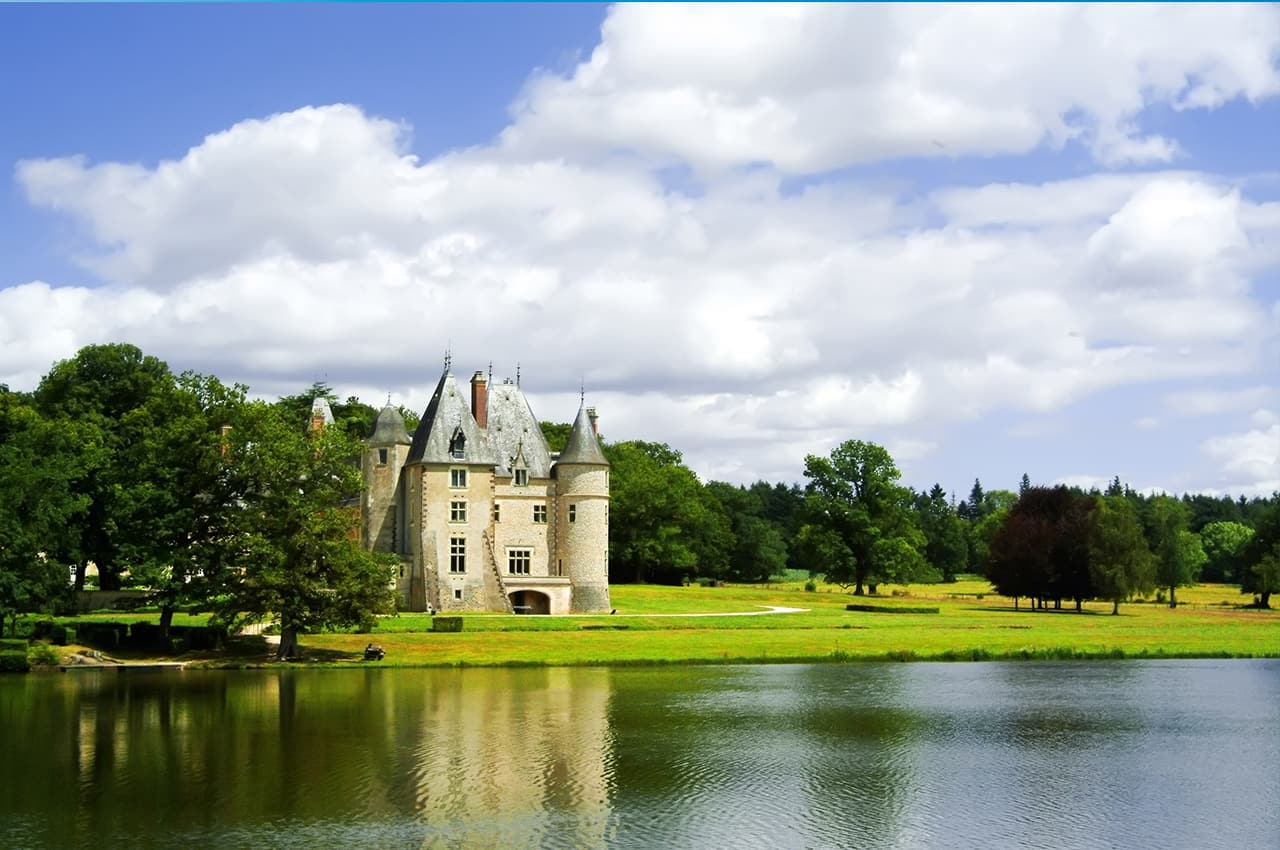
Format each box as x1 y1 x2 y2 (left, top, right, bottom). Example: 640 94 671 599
508 548 531 575
450 468 467 488
533 504 547 524
493 503 501 523
454 588 462 600
450 537 466 573
450 500 467 523
450 429 466 459
568 504 577 523
377 448 388 465
514 468 528 487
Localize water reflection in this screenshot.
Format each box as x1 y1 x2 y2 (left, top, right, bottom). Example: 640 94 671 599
2 667 615 849
2 660 1278 849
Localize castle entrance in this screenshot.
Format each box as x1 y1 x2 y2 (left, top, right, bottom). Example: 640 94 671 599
509 589 551 615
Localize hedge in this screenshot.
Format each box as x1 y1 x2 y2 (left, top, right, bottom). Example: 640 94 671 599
431 617 464 633
846 604 940 614
0 650 30 673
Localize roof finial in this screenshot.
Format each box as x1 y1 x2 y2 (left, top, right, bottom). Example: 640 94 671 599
580 377 585 404
516 362 521 387
488 361 493 384
386 391 392 407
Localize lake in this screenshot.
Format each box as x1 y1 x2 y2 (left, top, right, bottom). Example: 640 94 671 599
2 660 1277 849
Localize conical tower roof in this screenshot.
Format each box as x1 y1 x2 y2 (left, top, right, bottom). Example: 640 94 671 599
309 397 335 431
369 403 411 446
557 403 608 466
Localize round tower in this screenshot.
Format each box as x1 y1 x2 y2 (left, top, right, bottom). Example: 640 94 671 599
363 403 412 554
554 404 611 612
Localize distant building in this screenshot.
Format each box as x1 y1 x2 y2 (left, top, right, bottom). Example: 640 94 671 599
352 366 610 615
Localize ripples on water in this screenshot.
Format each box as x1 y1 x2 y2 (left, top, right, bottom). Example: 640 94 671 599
2 660 1277 849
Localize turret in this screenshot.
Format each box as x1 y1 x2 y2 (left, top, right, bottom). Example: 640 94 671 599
553 403 610 612
363 403 412 553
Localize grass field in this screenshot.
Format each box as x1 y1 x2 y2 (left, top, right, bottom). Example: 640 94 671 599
32 579 1278 668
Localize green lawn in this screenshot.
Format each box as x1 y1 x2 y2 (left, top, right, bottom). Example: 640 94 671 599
36 580 1279 667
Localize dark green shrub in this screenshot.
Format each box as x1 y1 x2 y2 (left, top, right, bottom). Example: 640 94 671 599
804 580 817 592
432 617 464 633
0 638 27 652
0 650 30 673
846 604 940 614
129 622 162 647
80 622 129 649
27 642 62 667
168 625 227 650
168 638 188 655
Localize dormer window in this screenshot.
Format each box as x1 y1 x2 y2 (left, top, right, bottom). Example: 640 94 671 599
514 468 528 487
450 428 466 459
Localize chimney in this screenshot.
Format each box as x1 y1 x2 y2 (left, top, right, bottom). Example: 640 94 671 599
471 371 488 429
586 407 598 437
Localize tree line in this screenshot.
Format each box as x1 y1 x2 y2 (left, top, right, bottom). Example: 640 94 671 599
2 344 1278 646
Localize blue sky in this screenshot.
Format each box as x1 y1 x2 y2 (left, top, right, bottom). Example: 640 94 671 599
2 3 1277 499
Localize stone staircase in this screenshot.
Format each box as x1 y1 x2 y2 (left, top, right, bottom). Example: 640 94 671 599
482 530 514 613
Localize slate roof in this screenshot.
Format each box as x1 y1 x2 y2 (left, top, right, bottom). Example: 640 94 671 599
556 403 609 466
369 403 412 446
406 371 498 466
486 379 553 479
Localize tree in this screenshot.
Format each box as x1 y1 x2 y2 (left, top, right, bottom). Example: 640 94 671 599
988 486 1094 609
1240 499 1280 608
1018 473 1032 495
604 441 731 584
1146 496 1203 608
798 440 927 595
212 402 399 659
705 482 789 582
33 343 173 590
1198 521 1254 583
539 421 573 453
915 484 968 582
111 372 247 639
0 392 84 634
1088 496 1156 614
275 383 377 438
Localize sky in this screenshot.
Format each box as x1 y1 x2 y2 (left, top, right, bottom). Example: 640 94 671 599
1 3 1278 500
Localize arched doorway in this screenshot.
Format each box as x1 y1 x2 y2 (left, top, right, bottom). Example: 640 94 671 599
509 590 551 615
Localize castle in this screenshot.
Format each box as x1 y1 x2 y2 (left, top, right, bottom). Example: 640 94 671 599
333 366 611 615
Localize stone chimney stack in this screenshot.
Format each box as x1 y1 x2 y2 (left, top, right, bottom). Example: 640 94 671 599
586 407 598 437
471 371 488 429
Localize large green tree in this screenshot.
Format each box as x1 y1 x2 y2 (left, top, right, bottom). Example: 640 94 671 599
112 372 247 638
1088 496 1156 615
1198 521 1254 584
967 489 1017 575
914 483 968 582
1240 499 1280 608
212 402 399 659
0 391 85 633
705 481 789 582
1145 496 1204 608
33 343 175 589
797 440 927 595
604 441 731 584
